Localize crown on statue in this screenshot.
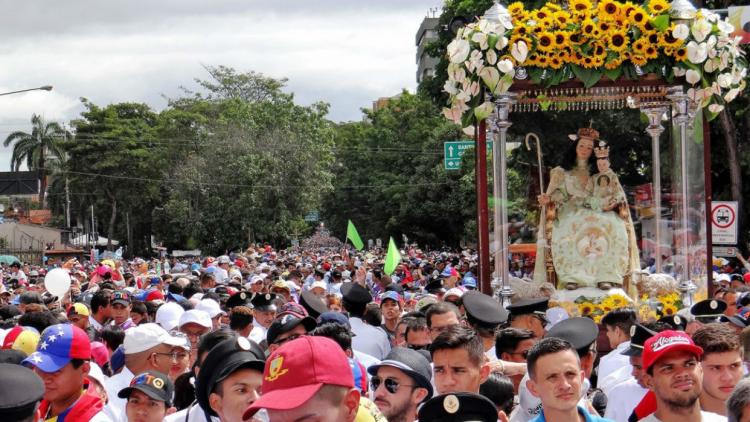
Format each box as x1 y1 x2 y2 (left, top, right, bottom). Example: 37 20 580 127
594 141 609 158
577 127 599 139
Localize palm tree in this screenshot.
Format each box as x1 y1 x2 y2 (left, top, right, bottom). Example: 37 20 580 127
3 114 67 206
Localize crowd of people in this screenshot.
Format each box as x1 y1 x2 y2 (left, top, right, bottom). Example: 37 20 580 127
0 246 749 422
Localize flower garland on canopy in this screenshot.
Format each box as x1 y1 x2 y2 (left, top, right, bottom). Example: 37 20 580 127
443 0 747 135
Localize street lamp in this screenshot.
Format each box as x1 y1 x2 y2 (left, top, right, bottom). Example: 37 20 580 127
0 86 53 97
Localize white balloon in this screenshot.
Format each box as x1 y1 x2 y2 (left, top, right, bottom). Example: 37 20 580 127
45 268 71 297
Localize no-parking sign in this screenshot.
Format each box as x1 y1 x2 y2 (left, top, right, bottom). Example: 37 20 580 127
711 201 738 244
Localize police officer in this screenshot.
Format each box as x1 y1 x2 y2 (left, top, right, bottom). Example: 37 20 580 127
0 363 44 420
418 392 499 421
507 298 549 339
462 291 508 360
248 293 277 344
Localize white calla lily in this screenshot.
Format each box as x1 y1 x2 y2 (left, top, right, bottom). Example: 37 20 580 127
673 24 690 40
486 49 498 65
497 59 514 74
704 59 718 73
691 19 712 42
447 39 471 64
685 69 701 85
472 32 489 50
724 88 740 102
673 67 687 77
511 41 528 63
443 80 459 95
717 73 733 88
686 41 708 64
480 67 501 93
495 36 508 50
708 103 724 113
463 125 476 137
718 20 734 35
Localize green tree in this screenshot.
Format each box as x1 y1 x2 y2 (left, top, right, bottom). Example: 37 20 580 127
3 114 67 205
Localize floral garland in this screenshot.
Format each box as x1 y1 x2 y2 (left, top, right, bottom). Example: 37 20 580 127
553 293 632 323
443 0 747 135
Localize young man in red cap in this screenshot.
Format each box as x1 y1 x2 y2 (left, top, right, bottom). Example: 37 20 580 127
242 336 360 421
23 323 110 421
640 330 724 422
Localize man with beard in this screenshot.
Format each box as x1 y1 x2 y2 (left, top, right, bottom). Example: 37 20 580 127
367 347 432 422
639 330 724 422
691 323 744 417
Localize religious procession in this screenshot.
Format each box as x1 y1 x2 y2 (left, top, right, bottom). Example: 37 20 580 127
1 0 750 421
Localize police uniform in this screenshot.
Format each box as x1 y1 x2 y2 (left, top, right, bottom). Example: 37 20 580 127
418 392 498 422
658 314 687 331
225 291 251 310
506 298 549 320
462 291 508 361
248 293 277 344
600 324 657 422
690 299 726 324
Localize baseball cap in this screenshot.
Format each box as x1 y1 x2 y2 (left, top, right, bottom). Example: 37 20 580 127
123 323 184 355
118 370 174 407
145 290 165 302
67 302 90 318
367 347 433 401
309 281 327 292
179 310 212 329
444 288 465 300
379 291 403 307
112 291 131 307
22 324 90 373
266 313 317 345
317 311 351 330
155 302 185 332
243 336 354 419
642 330 703 372
196 299 225 318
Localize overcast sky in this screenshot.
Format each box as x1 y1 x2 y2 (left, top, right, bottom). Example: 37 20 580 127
0 0 441 170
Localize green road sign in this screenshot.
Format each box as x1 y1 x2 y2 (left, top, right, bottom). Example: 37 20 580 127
444 140 493 170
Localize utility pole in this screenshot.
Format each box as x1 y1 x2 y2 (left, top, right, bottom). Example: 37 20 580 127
65 178 71 228
90 205 95 247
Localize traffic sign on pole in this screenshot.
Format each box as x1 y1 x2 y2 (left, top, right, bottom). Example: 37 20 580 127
444 140 493 170
711 201 738 244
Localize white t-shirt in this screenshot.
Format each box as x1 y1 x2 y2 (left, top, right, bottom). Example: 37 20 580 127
639 411 726 422
603 378 647 422
598 340 631 384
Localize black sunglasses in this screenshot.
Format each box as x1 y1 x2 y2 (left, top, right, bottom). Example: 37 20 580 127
407 344 430 351
370 376 415 394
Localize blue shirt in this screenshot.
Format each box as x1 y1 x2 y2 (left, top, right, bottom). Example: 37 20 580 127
531 405 613 422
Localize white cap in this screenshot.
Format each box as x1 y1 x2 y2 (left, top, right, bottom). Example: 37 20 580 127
87 362 107 388
544 307 569 331
190 292 205 301
310 281 327 292
217 255 231 264
179 309 212 329
123 323 184 354
444 288 465 299
196 298 225 318
155 302 185 332
341 270 351 280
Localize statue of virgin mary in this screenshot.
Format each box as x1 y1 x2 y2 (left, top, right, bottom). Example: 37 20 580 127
533 127 640 292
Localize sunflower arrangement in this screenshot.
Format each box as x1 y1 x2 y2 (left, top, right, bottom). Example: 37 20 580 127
443 0 747 135
637 292 684 321
550 293 633 324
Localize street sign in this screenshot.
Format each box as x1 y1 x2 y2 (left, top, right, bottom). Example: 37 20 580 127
713 246 737 257
304 211 320 222
444 140 493 170
711 201 738 244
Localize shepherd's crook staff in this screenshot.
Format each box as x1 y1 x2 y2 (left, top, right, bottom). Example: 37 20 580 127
525 132 546 246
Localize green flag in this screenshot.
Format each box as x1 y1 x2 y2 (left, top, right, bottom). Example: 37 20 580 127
384 237 401 275
346 220 364 250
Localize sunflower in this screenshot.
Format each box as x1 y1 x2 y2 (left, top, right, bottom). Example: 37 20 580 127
569 32 585 45
553 10 572 27
661 29 685 49
674 47 687 61
537 31 555 51
546 3 563 12
630 54 648 66
515 24 530 36
598 21 612 32
508 1 525 17
628 6 649 30
579 303 594 315
598 0 620 20
647 0 670 15
537 55 550 67
632 38 647 54
644 45 658 59
553 30 570 48
570 0 593 15
592 42 607 59
581 18 597 36
550 56 564 69
538 17 556 31
618 1 636 20
645 31 660 46
663 47 674 55
608 30 629 51
604 58 623 69
661 303 678 316
581 55 596 68
534 8 551 21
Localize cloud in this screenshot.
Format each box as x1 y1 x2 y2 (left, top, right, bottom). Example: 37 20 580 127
0 0 442 170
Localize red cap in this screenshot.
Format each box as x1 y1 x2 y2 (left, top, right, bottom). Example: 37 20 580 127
322 262 331 271
642 330 703 372
146 290 165 302
743 273 750 283
243 336 354 419
2 326 25 349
